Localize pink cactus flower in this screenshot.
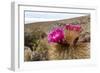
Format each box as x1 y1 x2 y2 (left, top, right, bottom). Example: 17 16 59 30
48 27 64 43
65 24 81 32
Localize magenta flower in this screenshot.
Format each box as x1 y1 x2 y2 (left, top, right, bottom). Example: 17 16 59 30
48 27 64 43
65 24 81 31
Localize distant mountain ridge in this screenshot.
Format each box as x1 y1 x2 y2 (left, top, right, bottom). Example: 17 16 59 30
24 15 90 34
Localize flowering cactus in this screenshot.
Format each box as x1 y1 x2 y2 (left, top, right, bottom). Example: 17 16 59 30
47 24 82 46
64 24 82 45
48 27 64 43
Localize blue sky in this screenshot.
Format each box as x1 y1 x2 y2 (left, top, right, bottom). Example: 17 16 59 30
25 11 87 24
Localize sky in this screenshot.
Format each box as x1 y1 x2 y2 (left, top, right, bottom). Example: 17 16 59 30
25 11 87 24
